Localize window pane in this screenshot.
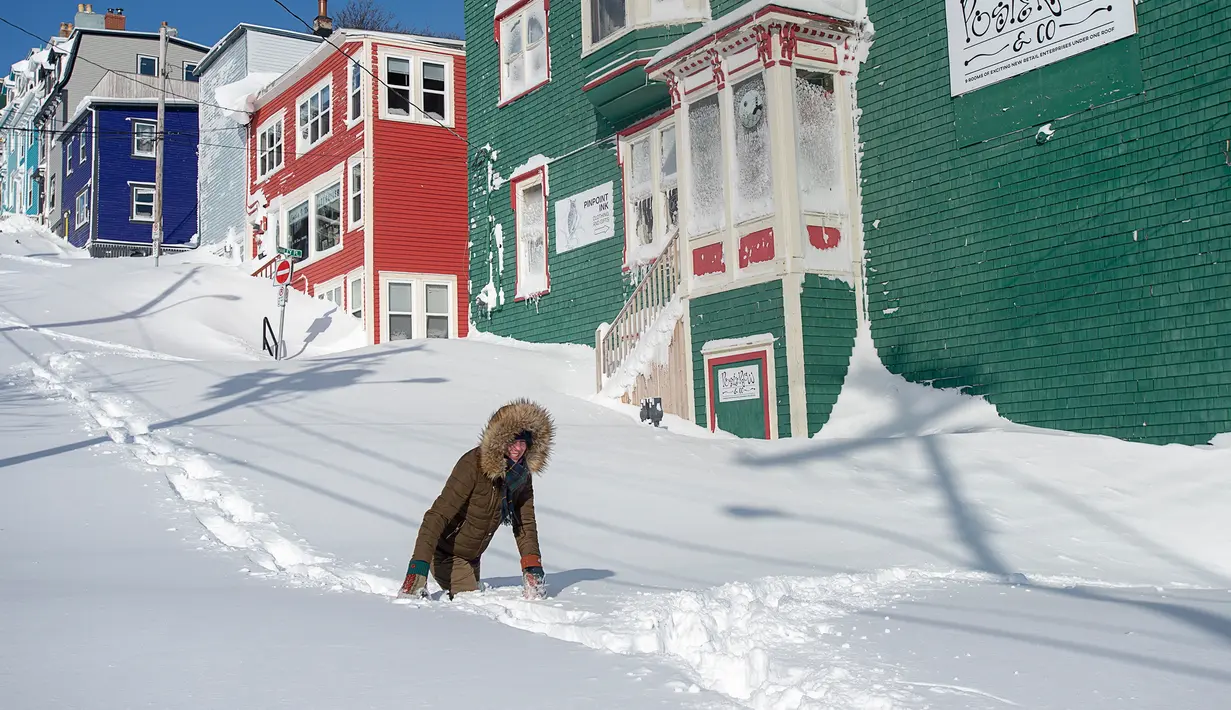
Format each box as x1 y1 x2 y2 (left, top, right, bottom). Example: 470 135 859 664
688 94 725 236
315 183 341 252
506 19 524 56
351 92 361 119
591 0 626 42
629 139 651 196
288 202 310 258
388 282 413 313
426 315 449 339
423 92 445 121
423 63 445 91
733 73 773 222
526 10 545 44
388 58 411 87
528 42 547 85
389 88 411 116
352 62 361 89
388 314 413 341
425 283 449 314
660 126 677 183
184 63 199 82
138 56 156 76
349 277 363 314
795 69 844 214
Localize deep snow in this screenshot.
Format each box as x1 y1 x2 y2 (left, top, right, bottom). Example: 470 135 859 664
2 217 1230 710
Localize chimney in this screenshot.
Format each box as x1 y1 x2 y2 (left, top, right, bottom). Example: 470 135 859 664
312 0 333 37
74 3 105 30
59 22 74 37
104 8 125 30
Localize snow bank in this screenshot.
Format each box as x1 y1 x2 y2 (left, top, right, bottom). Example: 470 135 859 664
817 322 1019 439
598 296 686 399
214 72 283 125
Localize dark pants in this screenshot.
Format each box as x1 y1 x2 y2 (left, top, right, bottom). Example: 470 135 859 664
431 553 480 597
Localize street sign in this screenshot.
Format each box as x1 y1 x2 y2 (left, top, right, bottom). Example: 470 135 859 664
277 246 303 258
277 285 289 307
274 259 292 285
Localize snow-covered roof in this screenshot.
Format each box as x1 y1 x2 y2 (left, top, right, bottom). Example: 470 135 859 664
213 72 283 125
647 0 861 71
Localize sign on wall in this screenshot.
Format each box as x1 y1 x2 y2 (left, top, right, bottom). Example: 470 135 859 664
554 182 614 254
717 364 761 402
946 1 1138 96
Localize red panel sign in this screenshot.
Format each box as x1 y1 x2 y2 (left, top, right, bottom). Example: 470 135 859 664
692 243 726 276
738 228 775 268
807 225 841 250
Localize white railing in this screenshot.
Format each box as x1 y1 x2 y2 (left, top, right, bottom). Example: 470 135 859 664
596 231 683 388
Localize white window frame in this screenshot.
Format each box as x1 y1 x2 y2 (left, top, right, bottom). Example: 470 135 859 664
183 61 199 82
273 167 347 267
131 119 157 158
423 281 454 339
295 76 334 157
347 269 364 323
255 111 285 182
512 168 549 300
48 174 55 208
347 52 364 127
620 117 678 266
347 154 364 229
74 184 90 229
79 134 86 164
378 48 456 128
137 54 158 77
378 273 459 343
129 182 155 222
581 0 710 56
66 138 74 175
315 276 345 307
497 0 549 105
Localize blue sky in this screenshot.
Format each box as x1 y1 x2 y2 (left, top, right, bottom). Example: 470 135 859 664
0 1 464 56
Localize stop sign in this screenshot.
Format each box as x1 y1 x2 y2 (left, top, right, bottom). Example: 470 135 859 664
274 258 292 285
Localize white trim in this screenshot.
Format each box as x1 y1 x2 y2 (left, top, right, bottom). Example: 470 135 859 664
131 119 157 158
128 181 156 222
346 48 365 128
378 272 460 343
362 39 376 347
272 163 347 268
346 152 364 230
294 75 334 158
73 183 90 229
182 60 200 82
512 170 549 299
701 339 779 440
314 275 345 306
582 0 710 57
255 110 286 183
346 268 365 324
620 117 679 267
377 47 457 128
136 54 159 77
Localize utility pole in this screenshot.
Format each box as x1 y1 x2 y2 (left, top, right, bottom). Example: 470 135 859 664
153 21 169 266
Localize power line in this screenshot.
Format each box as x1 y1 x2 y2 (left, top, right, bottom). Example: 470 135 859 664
270 0 466 145
0 14 240 117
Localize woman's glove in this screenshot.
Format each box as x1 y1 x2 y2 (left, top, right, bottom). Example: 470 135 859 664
521 555 546 600
398 560 430 598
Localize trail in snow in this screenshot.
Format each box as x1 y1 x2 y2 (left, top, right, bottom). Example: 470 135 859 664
0 252 73 268
0 315 193 362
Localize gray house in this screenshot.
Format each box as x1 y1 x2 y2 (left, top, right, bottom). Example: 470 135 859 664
37 25 209 235
195 24 321 252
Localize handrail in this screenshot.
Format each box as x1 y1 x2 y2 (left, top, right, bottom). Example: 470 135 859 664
261 316 278 358
596 231 683 384
250 253 279 279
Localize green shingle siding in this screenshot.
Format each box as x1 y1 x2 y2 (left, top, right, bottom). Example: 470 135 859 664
690 281 789 436
801 276 857 436
860 0 1231 445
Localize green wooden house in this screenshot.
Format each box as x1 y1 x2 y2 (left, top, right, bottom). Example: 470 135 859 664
466 0 1230 445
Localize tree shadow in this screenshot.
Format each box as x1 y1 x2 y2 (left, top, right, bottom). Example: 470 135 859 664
482 568 616 598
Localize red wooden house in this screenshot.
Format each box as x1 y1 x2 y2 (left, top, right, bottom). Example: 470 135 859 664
246 29 468 343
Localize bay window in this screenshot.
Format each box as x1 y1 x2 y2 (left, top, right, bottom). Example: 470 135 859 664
732 73 773 223
622 119 678 265
794 69 845 215
497 0 548 104
688 94 724 236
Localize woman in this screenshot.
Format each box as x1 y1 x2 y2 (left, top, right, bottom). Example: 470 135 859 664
398 399 554 600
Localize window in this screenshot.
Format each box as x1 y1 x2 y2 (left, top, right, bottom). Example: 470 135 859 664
137 55 158 77
66 138 74 175
425 283 450 338
387 282 414 340
79 134 86 164
794 69 845 215
348 158 363 228
314 183 341 252
132 120 156 158
731 73 773 223
130 183 155 221
498 1 548 103
348 59 363 123
513 171 548 299
183 62 199 82
48 174 55 208
287 201 309 259
385 57 412 117
317 281 343 306
621 121 679 264
688 93 724 236
297 81 332 153
349 274 363 320
257 117 284 179
74 185 89 228
582 0 707 53
421 61 446 121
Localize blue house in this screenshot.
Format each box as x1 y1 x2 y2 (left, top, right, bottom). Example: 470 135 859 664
61 98 199 256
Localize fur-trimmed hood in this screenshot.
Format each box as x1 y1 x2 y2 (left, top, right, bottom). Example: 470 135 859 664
478 399 555 480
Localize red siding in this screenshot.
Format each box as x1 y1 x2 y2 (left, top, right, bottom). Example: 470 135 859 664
370 41 470 341
249 43 366 313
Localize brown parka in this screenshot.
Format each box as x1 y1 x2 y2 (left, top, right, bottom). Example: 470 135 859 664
411 399 554 593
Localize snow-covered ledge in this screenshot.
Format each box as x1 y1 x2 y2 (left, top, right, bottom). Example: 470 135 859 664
643 0 868 299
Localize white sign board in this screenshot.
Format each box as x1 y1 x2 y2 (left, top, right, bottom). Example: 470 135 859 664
717 364 761 402
946 1 1138 96
554 182 614 254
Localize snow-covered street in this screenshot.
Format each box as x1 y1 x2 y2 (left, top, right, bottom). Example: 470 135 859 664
2 220 1229 709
